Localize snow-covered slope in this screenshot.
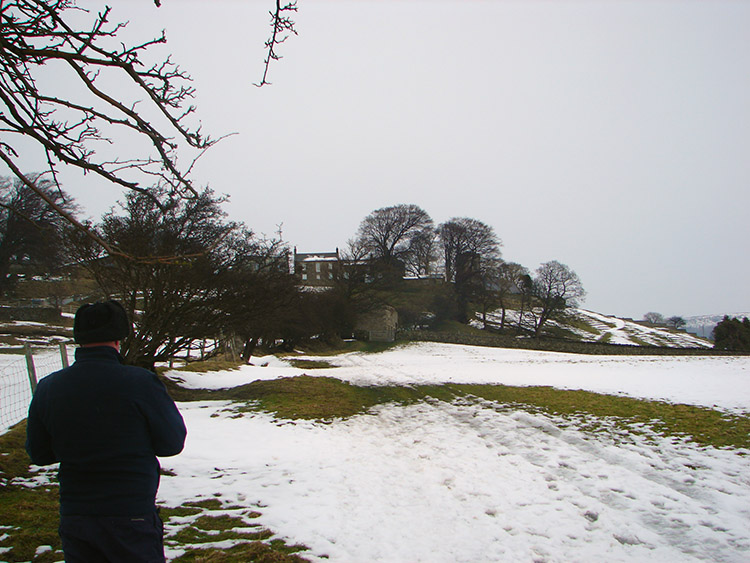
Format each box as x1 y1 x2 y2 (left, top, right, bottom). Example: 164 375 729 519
565 310 712 348
477 309 713 348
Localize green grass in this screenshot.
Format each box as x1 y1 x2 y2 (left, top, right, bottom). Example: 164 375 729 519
229 376 455 420
544 325 586 341
286 358 336 369
160 498 309 561
164 373 750 450
0 421 35 480
628 336 650 346
553 313 603 336
0 486 62 562
0 424 62 562
170 359 244 373
597 332 613 343
170 541 308 562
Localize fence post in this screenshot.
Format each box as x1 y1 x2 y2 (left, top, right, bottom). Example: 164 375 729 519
24 343 38 395
60 342 70 368
229 334 237 362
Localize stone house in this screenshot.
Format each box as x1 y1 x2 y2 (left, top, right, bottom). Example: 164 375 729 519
293 248 340 287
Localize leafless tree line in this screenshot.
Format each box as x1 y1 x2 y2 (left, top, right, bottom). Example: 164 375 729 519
350 203 585 334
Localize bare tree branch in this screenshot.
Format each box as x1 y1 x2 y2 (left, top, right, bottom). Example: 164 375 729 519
0 0 297 258
256 0 298 87
0 0 214 239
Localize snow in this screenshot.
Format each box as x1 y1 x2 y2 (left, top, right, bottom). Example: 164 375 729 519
156 343 750 562
168 342 750 414
164 355 300 389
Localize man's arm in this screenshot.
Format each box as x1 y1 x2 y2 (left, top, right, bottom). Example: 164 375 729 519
25 387 58 466
143 375 187 457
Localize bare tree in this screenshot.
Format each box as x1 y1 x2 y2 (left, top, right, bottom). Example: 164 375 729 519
437 217 502 283
404 228 439 278
356 204 434 272
527 260 585 336
666 315 686 330
0 174 77 291
516 272 534 334
496 261 529 330
643 312 665 325
0 0 294 252
471 257 504 329
69 186 294 369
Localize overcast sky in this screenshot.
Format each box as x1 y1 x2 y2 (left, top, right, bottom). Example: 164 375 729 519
13 0 750 319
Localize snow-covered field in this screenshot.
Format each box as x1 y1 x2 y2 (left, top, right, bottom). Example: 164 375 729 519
158 342 750 562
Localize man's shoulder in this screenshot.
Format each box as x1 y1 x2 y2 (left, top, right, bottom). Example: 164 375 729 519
35 365 71 388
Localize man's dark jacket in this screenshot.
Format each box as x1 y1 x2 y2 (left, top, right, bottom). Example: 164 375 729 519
26 346 187 516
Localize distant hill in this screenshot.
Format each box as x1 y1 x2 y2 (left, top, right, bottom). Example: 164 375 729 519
477 308 714 349
682 313 750 340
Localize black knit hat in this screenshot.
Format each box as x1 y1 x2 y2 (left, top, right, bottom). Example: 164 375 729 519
73 300 131 345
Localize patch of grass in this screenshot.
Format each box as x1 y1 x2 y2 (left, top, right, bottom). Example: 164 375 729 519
192 514 252 531
544 325 586 341
171 541 308 562
167 523 271 545
0 422 64 561
161 501 310 562
175 359 244 373
624 332 650 346
229 376 454 420
163 372 750 450
557 315 602 335
184 498 225 510
160 505 202 519
0 422 34 480
286 359 335 369
598 332 613 344
0 485 61 562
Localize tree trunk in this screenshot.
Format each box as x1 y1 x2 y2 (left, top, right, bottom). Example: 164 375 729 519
242 336 259 364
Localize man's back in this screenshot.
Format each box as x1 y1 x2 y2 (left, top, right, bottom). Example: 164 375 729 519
25 300 186 562
26 345 186 516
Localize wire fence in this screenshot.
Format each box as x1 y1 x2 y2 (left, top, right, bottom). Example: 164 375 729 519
0 346 69 432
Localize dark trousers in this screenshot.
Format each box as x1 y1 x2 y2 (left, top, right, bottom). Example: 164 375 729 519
59 510 165 563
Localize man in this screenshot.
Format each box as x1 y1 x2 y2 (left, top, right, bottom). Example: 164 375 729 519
26 300 187 562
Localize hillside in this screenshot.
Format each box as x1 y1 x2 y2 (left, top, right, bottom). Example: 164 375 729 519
476 308 713 349
0 304 716 353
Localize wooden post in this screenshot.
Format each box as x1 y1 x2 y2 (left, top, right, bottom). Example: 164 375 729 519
60 342 69 368
24 344 38 395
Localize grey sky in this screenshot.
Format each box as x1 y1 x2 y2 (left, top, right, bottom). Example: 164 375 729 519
11 0 750 319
